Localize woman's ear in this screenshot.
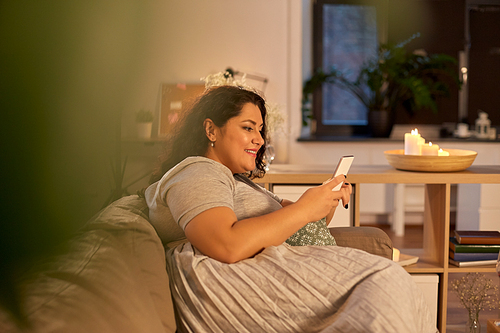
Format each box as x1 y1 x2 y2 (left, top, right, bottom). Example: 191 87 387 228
203 118 217 141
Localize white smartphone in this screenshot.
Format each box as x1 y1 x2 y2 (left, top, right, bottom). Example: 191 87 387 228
331 155 354 191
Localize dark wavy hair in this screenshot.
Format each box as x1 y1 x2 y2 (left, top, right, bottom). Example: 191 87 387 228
149 85 268 184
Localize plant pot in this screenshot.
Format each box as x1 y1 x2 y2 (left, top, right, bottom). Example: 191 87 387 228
137 122 153 139
368 109 394 138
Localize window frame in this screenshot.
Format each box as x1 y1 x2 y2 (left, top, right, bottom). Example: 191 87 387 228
312 0 388 137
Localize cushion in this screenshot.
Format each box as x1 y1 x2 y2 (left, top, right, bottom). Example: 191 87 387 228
329 226 393 259
286 217 337 246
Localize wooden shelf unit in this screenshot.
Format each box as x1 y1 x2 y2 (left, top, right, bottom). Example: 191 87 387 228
259 165 500 333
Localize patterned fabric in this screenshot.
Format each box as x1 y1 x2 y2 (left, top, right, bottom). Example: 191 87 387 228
286 217 337 246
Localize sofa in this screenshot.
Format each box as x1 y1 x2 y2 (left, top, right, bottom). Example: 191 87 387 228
0 195 393 333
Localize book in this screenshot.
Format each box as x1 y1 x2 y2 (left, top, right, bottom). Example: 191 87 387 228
449 237 500 253
449 258 497 267
394 252 419 267
449 249 499 261
454 230 500 245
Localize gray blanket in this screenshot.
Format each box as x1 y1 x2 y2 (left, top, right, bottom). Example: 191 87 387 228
167 242 436 333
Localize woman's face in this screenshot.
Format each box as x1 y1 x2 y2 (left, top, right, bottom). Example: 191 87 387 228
206 103 265 174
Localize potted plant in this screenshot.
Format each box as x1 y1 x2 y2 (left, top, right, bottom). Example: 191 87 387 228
302 34 461 137
135 108 154 139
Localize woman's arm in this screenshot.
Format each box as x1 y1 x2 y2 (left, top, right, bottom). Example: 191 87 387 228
184 175 351 263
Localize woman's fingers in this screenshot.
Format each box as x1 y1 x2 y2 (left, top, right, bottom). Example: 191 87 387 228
322 174 345 189
339 182 352 208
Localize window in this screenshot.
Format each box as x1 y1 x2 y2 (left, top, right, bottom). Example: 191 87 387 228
312 0 387 136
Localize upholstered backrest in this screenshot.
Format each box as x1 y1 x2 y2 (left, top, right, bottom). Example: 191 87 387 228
0 195 176 333
82 195 176 332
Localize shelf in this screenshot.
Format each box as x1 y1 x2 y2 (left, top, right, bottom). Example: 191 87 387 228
447 265 497 273
401 249 445 273
405 263 445 274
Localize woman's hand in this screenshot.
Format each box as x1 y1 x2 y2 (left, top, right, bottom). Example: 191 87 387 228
294 174 352 223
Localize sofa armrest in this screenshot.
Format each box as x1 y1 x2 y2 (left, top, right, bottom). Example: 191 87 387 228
329 227 393 260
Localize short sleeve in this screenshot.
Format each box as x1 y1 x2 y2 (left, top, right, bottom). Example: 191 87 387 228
164 160 236 230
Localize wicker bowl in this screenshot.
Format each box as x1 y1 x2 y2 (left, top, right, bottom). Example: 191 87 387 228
384 149 477 172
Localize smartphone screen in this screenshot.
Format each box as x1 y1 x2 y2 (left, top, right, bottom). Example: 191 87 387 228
332 155 354 191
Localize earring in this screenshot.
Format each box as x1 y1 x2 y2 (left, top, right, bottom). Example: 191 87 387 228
210 141 214 147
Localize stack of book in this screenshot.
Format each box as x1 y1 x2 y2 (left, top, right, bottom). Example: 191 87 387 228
449 230 500 267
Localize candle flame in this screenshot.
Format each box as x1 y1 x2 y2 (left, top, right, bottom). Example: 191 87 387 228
429 142 433 146
411 128 419 135
439 148 443 152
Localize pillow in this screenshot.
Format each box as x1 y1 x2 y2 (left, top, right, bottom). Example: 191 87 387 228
329 226 393 259
286 217 336 246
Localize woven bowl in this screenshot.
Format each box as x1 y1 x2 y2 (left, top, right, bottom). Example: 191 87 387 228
384 149 477 172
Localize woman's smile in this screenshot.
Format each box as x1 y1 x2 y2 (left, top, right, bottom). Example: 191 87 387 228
244 149 258 157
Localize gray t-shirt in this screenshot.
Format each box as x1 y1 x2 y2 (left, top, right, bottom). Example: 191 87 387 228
145 156 282 246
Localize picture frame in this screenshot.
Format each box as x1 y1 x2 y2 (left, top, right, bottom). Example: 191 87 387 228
158 83 205 136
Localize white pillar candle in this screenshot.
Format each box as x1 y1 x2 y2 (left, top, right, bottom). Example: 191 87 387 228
438 149 450 156
404 129 422 155
421 142 439 156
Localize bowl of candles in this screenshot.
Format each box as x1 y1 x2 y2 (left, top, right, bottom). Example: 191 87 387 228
384 128 477 172
384 149 478 172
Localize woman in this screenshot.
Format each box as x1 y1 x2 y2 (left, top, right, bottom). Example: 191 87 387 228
145 86 436 332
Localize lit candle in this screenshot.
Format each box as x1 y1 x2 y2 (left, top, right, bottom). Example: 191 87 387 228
421 142 439 156
392 248 400 261
438 149 449 156
404 128 422 155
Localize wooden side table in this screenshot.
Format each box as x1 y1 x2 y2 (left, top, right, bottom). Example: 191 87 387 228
259 164 500 333
488 319 500 333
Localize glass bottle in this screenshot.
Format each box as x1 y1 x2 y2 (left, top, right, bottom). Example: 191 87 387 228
466 309 480 333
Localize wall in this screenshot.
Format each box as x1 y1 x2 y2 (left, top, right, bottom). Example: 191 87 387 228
117 0 305 200
121 0 301 166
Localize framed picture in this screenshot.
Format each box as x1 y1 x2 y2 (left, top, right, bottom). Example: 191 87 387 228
159 83 205 136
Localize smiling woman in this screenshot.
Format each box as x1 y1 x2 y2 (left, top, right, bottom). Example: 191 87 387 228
143 85 436 333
